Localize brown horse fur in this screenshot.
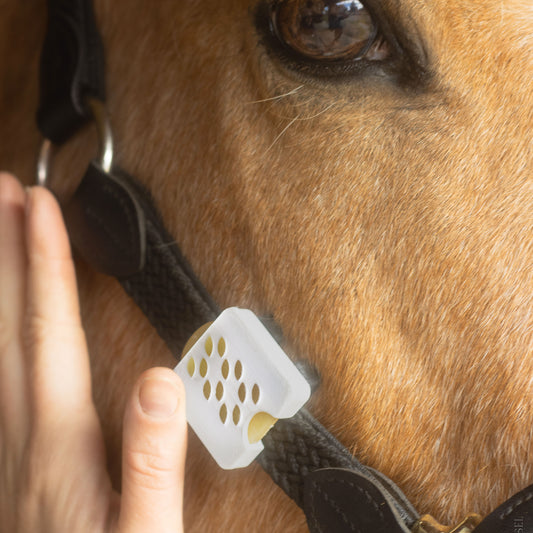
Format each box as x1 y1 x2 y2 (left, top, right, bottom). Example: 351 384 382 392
1 0 532 530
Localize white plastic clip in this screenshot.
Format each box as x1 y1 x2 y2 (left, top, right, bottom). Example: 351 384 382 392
174 307 311 469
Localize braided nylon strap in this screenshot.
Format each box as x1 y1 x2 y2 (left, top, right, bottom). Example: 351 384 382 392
117 172 220 355
258 409 419 528
258 409 366 506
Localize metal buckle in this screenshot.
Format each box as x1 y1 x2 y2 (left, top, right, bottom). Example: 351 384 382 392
412 513 482 533
36 98 113 187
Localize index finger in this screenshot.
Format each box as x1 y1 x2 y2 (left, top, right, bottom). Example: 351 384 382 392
0 173 29 442
24 187 94 424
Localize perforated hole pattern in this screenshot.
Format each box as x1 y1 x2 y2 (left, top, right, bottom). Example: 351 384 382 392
186 335 261 428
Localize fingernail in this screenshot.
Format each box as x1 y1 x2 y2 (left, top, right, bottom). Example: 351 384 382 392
139 378 180 419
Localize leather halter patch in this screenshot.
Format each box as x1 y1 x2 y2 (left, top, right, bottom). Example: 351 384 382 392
303 468 411 533
472 482 533 533
63 161 146 277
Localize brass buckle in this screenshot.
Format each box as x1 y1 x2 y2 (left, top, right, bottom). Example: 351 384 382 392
412 513 482 533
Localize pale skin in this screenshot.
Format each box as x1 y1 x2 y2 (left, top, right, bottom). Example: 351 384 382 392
0 172 187 533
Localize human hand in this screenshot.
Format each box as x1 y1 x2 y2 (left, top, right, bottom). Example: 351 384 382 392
0 173 187 533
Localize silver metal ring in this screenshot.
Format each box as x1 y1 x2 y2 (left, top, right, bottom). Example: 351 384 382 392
36 97 114 187
86 98 114 174
37 138 53 187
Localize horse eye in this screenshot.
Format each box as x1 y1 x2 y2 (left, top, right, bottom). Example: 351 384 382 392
271 0 389 62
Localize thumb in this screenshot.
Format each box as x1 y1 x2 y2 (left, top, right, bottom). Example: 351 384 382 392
119 367 187 533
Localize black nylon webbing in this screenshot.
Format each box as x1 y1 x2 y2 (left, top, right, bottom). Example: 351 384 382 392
258 409 419 528
37 0 106 144
115 171 220 355
258 409 369 505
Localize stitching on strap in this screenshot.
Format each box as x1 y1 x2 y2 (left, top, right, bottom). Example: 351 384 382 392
310 479 364 533
308 473 389 533
499 489 533 520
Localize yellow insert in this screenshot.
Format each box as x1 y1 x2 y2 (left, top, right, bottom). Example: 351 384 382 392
182 322 212 357
248 412 278 444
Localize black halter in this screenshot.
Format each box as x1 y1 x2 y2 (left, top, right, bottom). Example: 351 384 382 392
35 1 533 532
